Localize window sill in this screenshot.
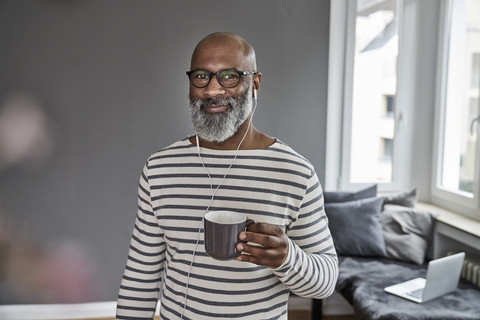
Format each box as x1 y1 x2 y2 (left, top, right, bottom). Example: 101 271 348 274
417 202 480 238
417 202 480 259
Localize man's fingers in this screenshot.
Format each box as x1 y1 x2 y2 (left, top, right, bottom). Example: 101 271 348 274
246 222 284 237
236 222 289 269
239 231 281 248
240 222 285 248
237 242 269 256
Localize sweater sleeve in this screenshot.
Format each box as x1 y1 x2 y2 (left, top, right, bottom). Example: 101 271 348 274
272 169 338 298
116 162 166 320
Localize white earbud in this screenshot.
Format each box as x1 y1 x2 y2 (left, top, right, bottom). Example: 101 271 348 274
253 89 257 100
196 133 200 155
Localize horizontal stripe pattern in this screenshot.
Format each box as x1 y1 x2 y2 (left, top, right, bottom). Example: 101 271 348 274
117 138 338 319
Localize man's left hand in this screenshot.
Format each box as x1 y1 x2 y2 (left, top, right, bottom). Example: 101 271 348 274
236 222 289 269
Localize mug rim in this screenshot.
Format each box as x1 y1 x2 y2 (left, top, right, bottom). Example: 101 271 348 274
204 210 246 224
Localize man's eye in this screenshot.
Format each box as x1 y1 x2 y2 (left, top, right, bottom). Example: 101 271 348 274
221 72 239 80
195 72 209 80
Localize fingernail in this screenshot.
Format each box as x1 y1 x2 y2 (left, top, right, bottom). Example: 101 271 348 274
237 244 244 251
239 232 246 240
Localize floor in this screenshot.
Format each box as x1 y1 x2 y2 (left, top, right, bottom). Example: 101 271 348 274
86 295 357 320
81 315 356 320
288 309 355 320
288 292 356 320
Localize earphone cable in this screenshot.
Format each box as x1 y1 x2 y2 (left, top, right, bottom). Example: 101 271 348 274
180 93 258 319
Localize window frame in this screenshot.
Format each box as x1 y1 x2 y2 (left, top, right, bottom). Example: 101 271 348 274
326 0 412 193
431 0 480 219
327 0 480 220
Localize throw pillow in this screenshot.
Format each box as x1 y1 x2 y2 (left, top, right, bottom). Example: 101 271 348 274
381 204 435 264
324 184 377 203
325 196 386 257
382 187 417 208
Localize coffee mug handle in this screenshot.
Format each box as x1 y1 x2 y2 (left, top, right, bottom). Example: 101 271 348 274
245 218 255 229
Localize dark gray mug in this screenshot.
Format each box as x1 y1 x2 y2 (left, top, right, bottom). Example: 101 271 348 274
204 211 255 260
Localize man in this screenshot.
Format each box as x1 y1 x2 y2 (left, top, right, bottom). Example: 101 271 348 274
116 32 338 320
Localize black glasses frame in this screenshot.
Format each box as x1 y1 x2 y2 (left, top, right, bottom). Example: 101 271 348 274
186 68 257 88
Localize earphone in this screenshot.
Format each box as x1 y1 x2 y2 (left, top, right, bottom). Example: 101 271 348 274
194 86 258 209
195 133 201 157
181 87 258 319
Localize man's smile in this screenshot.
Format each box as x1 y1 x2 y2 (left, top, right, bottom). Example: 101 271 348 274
202 103 230 113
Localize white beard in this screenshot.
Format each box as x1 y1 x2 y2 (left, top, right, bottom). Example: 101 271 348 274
189 86 252 143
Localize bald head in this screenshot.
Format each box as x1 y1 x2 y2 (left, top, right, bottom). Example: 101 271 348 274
190 32 257 71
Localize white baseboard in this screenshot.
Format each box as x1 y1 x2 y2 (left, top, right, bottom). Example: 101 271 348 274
0 301 160 320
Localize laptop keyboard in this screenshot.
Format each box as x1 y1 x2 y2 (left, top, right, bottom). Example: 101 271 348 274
407 288 424 299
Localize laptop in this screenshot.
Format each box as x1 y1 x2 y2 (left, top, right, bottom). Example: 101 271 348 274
384 252 465 303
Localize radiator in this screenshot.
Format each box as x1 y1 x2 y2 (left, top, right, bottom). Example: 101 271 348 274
462 255 480 288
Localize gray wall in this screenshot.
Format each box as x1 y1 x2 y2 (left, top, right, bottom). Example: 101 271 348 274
0 0 330 302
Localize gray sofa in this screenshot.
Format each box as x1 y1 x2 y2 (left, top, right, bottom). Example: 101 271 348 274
335 256 480 319
317 186 480 320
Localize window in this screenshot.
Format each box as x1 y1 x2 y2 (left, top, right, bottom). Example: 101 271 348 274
382 138 393 161
328 0 480 219
327 0 438 196
348 0 398 184
327 0 407 191
433 0 480 218
384 95 395 117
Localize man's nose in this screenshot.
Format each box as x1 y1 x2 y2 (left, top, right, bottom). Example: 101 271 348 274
203 76 226 97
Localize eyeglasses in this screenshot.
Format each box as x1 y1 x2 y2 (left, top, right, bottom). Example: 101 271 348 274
186 68 256 88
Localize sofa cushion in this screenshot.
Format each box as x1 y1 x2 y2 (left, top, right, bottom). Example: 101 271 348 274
382 187 417 208
324 184 377 203
381 204 434 264
325 196 386 257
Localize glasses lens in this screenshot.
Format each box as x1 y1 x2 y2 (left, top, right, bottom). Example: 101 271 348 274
190 70 210 87
218 70 240 88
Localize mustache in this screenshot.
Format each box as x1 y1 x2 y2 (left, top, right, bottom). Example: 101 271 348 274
189 95 239 110
201 97 234 106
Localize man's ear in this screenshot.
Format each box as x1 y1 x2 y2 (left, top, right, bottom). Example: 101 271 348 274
253 72 262 98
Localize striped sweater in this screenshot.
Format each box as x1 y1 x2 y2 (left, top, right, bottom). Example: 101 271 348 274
116 138 338 320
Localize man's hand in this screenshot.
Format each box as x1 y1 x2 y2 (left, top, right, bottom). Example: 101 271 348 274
236 222 289 269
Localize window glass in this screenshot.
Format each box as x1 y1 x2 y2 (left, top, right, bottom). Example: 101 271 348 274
385 95 395 117
349 0 399 183
382 138 394 160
